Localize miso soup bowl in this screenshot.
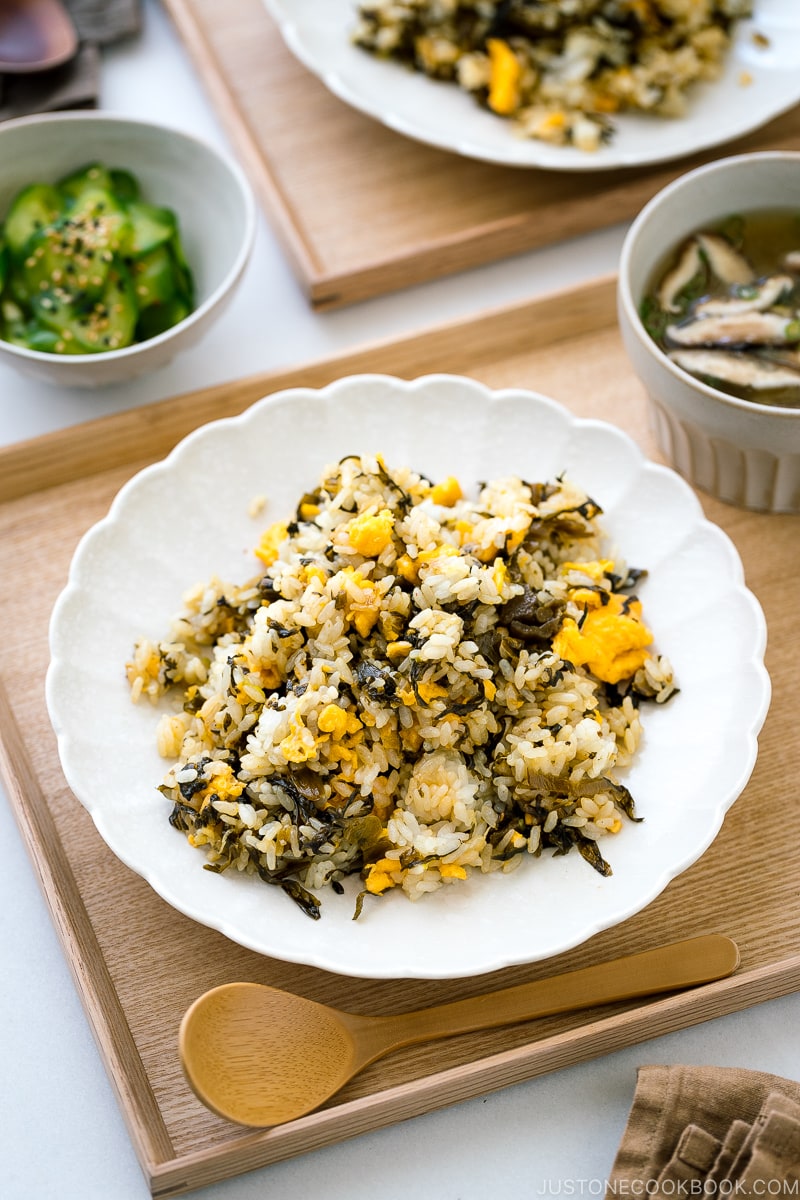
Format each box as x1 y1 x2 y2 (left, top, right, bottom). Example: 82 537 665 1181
618 151 800 514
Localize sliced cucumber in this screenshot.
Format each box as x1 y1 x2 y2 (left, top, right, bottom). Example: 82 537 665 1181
127 201 177 255
21 187 133 300
67 186 133 255
1 163 195 355
1 296 27 343
136 295 192 341
130 246 177 309
58 163 115 204
109 168 140 203
26 326 77 354
3 184 62 259
33 265 138 353
169 230 195 304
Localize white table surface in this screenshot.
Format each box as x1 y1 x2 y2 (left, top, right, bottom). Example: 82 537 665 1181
2 4 798 1199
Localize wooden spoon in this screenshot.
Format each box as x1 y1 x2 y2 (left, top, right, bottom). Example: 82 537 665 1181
0 0 78 74
180 934 739 1127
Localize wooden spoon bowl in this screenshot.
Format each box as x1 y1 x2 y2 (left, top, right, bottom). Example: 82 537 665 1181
0 0 78 74
180 934 739 1127
180 983 363 1128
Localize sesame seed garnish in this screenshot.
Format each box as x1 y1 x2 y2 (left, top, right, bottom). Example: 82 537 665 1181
3 165 193 358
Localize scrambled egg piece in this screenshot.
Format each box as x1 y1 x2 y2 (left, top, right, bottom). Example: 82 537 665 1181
255 521 288 566
339 566 382 636
487 38 521 115
553 592 653 684
395 553 417 583
364 856 401 894
279 714 317 764
197 763 244 805
430 475 463 506
439 863 468 880
277 703 366 775
417 680 449 704
318 703 362 739
348 507 395 557
365 856 469 895
395 542 460 584
563 559 615 582
301 563 328 587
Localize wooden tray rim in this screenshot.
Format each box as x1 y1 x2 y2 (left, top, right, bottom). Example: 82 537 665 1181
159 0 800 309
0 273 618 505
2 275 799 1196
7 656 800 1200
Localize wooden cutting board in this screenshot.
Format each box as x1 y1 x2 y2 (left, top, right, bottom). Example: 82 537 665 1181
1 275 799 1196
161 0 800 308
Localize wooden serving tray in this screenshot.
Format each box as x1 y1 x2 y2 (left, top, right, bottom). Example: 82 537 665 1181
1 276 799 1198
161 0 800 309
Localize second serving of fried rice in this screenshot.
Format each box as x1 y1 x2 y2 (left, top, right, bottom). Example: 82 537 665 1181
127 454 676 920
352 0 754 151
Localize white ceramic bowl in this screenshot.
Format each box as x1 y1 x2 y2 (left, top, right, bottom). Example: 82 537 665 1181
0 112 256 388
265 0 800 172
47 375 769 978
618 152 800 514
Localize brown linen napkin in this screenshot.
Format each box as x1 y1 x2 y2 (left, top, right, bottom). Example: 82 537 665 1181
607 1065 800 1195
0 0 141 122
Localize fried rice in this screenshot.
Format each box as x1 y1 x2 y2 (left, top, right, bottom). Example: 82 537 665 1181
127 455 676 920
352 0 754 151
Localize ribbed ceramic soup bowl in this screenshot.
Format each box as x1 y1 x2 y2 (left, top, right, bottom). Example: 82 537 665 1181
618 151 800 514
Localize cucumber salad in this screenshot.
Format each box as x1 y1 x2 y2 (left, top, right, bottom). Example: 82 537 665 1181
0 163 195 355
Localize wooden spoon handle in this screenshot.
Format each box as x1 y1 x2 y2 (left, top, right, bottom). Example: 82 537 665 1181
361 935 738 1057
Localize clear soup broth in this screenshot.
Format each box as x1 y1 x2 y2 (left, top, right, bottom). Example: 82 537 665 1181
642 208 800 409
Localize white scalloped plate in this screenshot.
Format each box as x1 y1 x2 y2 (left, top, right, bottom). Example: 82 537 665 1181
46 376 770 978
263 0 800 171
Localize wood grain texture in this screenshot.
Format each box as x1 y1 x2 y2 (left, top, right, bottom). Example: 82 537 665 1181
1 278 799 1196
160 0 800 308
